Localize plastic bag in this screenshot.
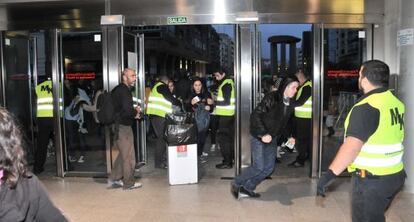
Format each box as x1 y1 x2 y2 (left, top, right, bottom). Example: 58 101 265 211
164 113 197 146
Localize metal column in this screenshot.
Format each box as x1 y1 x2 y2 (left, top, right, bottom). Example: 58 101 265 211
51 29 65 177
313 24 323 178
102 21 123 174
235 24 255 175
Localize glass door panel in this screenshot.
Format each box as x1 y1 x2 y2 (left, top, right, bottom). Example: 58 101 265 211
2 31 37 163
320 28 367 173
123 31 147 167
60 31 106 174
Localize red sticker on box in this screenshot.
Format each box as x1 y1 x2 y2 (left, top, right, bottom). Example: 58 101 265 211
177 145 187 157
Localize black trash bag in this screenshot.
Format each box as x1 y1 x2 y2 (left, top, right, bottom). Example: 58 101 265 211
165 112 194 125
164 113 197 146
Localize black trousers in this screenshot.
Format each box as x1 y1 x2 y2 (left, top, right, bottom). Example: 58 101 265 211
34 117 54 172
351 170 406 222
217 116 234 165
209 114 219 145
150 115 166 168
295 117 312 165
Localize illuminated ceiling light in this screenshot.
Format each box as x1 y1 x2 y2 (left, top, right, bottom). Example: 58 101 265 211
213 0 226 23
72 9 81 19
74 20 82 28
64 58 72 67
235 11 259 22
62 21 71 29
100 15 124 25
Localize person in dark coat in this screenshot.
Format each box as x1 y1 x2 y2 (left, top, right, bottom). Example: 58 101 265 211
0 108 67 221
231 76 299 199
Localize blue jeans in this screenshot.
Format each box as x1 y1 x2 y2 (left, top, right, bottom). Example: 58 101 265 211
234 136 277 192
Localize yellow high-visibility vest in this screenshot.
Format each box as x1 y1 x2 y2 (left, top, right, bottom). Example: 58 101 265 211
294 80 312 119
345 90 405 176
214 79 235 116
146 82 172 118
36 80 54 117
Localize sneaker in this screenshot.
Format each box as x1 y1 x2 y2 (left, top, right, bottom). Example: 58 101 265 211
202 152 209 157
215 163 232 169
107 179 123 189
68 156 77 163
239 186 261 198
124 182 142 190
287 161 304 168
77 155 85 163
210 144 216 152
199 156 208 164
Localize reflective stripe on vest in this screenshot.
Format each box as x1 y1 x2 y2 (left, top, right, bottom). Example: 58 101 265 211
294 80 312 119
345 90 405 176
214 79 235 116
146 82 172 118
36 80 54 117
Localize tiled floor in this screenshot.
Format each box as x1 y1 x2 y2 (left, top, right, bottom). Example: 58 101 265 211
39 146 414 222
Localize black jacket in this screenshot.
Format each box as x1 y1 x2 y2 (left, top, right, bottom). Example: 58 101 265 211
111 83 137 126
0 175 67 222
184 90 212 113
250 77 298 139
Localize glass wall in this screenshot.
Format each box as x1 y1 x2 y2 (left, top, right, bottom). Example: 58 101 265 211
2 31 37 163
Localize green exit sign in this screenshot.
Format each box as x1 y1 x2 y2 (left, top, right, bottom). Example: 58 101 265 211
167 16 188 24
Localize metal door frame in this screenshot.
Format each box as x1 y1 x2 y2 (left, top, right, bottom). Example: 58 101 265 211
55 30 108 177
0 32 5 106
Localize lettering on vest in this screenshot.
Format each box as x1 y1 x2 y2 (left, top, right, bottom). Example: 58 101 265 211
41 85 52 94
390 107 404 130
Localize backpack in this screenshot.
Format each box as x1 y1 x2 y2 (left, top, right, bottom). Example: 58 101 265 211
96 90 115 125
194 104 210 132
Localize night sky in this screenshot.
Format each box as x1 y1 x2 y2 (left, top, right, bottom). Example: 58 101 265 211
213 24 311 59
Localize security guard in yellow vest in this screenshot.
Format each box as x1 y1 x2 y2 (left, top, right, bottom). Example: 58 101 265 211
213 70 236 169
34 78 55 174
317 60 406 222
147 75 182 168
289 69 312 167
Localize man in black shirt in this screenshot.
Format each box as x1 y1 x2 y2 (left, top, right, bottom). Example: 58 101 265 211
108 68 142 190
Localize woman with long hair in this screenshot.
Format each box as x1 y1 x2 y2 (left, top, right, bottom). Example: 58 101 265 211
185 78 214 163
0 108 66 221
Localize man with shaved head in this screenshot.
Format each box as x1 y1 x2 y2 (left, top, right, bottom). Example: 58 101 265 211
107 68 143 190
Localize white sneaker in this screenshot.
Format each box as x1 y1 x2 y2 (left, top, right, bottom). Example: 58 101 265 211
199 156 208 164
202 152 209 157
107 179 123 189
124 182 142 190
210 144 216 152
77 155 85 163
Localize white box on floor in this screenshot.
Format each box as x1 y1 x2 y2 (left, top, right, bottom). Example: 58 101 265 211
167 144 198 185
